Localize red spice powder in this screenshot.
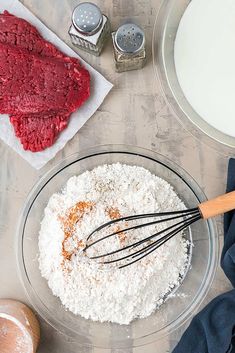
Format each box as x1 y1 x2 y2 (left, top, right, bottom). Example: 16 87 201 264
107 207 121 220
106 207 127 245
59 201 93 262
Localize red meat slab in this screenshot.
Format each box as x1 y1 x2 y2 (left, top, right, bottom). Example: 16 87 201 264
0 11 90 152
10 112 70 152
0 11 69 60
0 43 90 115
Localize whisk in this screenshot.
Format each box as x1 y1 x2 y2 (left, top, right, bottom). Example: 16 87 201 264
84 191 235 268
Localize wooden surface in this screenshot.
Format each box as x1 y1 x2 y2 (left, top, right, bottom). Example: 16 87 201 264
0 0 232 352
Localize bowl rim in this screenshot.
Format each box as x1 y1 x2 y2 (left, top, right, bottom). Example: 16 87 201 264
15 144 219 348
152 0 235 155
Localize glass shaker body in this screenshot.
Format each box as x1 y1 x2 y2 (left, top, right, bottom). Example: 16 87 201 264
112 23 146 73
69 2 110 56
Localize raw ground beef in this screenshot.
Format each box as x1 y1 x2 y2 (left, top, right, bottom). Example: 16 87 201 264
10 113 70 152
0 11 80 63
0 11 90 152
0 43 90 115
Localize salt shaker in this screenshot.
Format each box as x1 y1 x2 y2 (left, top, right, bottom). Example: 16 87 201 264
112 23 146 73
68 2 110 56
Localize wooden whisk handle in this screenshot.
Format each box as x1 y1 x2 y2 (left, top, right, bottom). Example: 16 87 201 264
198 191 235 219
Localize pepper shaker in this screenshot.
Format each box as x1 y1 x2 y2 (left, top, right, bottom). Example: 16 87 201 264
69 2 110 56
112 23 146 73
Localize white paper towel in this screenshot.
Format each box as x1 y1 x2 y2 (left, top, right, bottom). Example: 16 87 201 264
0 0 113 169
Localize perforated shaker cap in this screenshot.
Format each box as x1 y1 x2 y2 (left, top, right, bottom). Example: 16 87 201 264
114 23 145 54
72 2 103 36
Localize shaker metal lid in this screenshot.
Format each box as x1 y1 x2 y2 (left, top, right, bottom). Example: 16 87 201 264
114 23 145 54
72 2 103 36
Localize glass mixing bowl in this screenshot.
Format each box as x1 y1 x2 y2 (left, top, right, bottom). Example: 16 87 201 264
16 145 218 349
153 0 235 154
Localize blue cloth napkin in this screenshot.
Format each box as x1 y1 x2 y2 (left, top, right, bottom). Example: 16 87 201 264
173 158 235 353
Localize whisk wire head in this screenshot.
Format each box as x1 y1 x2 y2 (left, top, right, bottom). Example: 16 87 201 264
84 207 201 268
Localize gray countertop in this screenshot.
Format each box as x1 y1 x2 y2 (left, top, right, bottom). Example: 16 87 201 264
0 0 232 352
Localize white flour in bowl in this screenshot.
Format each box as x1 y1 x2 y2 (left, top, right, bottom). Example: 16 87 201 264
39 163 190 324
